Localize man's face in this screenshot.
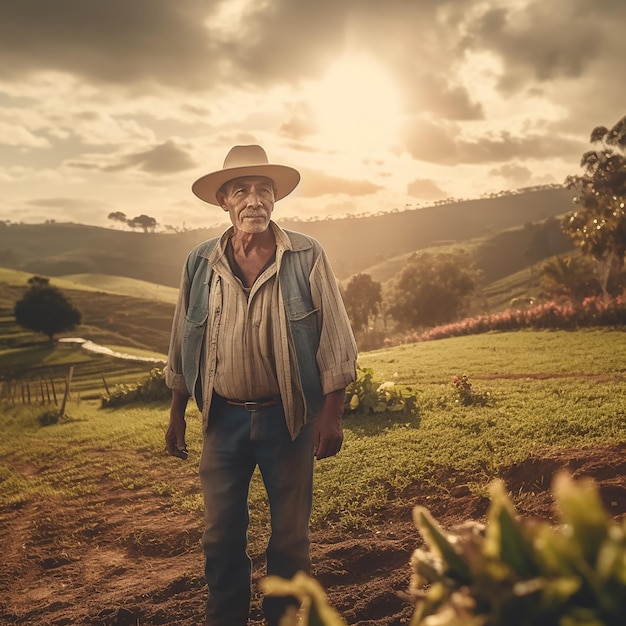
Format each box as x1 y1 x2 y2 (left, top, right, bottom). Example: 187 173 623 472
216 176 276 234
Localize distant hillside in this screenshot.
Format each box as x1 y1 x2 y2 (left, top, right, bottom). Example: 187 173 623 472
280 186 576 279
0 186 575 285
356 217 574 285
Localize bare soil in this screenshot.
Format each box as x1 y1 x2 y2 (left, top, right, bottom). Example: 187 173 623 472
1 442 625 626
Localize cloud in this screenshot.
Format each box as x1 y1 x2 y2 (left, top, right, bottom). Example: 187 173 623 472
113 140 196 174
279 102 317 141
0 121 50 148
403 74 484 121
489 163 533 186
0 0 222 88
407 177 448 200
25 196 111 223
297 168 382 198
465 0 625 93
67 140 196 175
403 117 582 165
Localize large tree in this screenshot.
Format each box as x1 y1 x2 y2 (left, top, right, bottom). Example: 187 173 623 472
563 115 626 297
14 276 82 341
341 273 382 334
384 250 481 329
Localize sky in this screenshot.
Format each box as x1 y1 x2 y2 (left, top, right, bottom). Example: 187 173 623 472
0 0 624 230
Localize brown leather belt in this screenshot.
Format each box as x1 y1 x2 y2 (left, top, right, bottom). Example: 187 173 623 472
225 397 278 411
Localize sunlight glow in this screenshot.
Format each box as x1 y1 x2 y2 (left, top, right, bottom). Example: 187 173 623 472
304 53 403 152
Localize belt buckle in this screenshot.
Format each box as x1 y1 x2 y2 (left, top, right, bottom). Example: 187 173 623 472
244 401 260 412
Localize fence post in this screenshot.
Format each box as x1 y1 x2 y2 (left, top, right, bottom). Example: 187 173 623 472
60 366 74 417
49 375 58 406
101 374 110 396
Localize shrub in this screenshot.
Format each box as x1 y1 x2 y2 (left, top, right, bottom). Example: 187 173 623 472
385 295 626 346
451 374 492 407
38 409 62 426
344 365 417 417
101 368 170 407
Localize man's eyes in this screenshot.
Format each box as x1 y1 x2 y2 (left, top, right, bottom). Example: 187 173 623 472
233 187 272 195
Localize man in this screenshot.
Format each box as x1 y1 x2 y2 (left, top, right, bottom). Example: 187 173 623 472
164 145 358 626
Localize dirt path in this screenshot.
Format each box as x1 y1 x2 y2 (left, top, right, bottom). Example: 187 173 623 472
1 443 625 626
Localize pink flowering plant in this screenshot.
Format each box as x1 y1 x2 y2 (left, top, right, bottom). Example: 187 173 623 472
383 295 626 347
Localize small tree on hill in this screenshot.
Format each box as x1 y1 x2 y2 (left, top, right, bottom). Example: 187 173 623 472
563 115 626 298
341 273 382 334
128 214 158 233
107 211 128 229
14 276 82 341
385 250 481 329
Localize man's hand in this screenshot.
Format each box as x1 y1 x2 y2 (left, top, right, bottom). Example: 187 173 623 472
165 390 190 460
313 389 346 460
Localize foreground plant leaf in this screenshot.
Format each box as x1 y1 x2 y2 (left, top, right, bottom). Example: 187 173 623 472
484 480 540 580
413 506 473 586
261 572 347 626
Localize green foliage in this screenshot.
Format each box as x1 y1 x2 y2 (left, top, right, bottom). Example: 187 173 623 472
384 249 481 330
344 365 417 417
101 368 170 407
264 474 626 626
38 409 62 426
563 115 626 296
262 573 347 626
341 273 382 333
13 276 82 341
540 254 600 302
408 474 626 626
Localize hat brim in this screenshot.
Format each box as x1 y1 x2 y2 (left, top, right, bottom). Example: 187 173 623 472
192 164 301 205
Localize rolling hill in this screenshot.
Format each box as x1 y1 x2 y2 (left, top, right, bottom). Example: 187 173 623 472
0 186 575 286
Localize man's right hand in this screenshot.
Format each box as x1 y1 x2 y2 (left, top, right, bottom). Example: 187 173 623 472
165 391 190 460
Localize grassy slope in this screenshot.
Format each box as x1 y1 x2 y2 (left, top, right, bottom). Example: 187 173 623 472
0 271 174 354
2 329 625 532
56 273 179 304
0 269 172 397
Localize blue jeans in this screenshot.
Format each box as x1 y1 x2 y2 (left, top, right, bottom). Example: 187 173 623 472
199 394 314 626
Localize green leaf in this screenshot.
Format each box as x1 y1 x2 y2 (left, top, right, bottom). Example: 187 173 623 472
553 473 610 566
485 480 539 579
414 506 473 586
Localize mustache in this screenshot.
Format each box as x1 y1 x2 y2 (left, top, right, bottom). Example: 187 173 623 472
240 210 268 218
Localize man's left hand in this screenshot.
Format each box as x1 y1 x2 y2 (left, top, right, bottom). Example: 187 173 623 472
313 389 345 460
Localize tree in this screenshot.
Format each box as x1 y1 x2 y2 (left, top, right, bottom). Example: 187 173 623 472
384 250 481 329
128 214 158 233
341 273 382 334
14 277 82 341
107 211 128 228
540 254 599 302
563 115 626 298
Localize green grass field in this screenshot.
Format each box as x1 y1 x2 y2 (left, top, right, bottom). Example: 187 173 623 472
2 328 625 536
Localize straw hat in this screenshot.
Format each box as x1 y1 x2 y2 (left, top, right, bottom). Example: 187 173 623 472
192 145 301 205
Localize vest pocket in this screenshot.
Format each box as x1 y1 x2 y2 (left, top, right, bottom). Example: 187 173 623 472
183 307 208 335
181 309 208 400
284 296 319 330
